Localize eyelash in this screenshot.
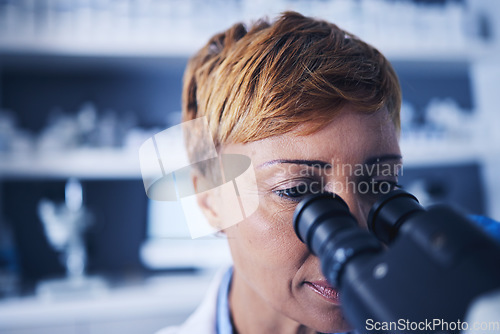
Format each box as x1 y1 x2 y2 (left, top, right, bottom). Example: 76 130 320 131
274 183 311 202
274 180 402 202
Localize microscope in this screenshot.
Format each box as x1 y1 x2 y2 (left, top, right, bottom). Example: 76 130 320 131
293 190 500 333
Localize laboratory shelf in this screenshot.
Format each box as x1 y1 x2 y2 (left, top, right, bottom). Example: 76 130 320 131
399 141 489 167
0 149 143 180
0 142 492 180
0 38 498 64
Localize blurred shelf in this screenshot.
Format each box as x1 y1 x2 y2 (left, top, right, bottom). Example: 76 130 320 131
0 149 143 180
400 140 488 167
0 36 498 64
0 38 199 59
0 141 493 180
140 238 232 270
380 43 500 63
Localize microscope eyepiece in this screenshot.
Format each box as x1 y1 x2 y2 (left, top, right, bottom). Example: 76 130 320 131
293 193 383 287
293 193 355 256
367 189 424 244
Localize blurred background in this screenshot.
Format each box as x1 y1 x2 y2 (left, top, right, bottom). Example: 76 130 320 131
0 0 499 333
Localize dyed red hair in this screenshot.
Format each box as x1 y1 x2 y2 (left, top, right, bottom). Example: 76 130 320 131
183 11 401 172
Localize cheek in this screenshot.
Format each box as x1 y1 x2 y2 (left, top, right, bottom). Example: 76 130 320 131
225 198 308 270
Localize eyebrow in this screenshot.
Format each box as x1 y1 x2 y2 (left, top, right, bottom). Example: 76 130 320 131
258 159 332 169
258 154 403 169
364 154 403 165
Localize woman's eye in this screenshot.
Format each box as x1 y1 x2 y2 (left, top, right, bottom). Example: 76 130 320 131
274 183 314 201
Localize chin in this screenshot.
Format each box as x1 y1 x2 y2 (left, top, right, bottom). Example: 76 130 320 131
295 307 352 334
315 322 352 334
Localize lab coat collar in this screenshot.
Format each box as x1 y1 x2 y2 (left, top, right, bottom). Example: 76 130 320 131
156 267 228 334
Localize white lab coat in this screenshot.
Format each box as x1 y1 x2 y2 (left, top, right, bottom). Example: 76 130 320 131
155 269 227 334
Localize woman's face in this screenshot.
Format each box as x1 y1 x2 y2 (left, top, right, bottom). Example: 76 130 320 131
209 105 401 332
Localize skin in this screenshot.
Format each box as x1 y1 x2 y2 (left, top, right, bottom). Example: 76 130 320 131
195 105 402 334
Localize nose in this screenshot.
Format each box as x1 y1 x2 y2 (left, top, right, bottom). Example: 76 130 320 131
331 188 369 229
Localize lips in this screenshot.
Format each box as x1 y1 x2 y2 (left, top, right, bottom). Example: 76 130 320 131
304 280 341 304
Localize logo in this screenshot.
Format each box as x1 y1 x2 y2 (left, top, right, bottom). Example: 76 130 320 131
139 117 259 238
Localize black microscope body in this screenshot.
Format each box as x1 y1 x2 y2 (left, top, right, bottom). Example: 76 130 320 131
293 190 500 333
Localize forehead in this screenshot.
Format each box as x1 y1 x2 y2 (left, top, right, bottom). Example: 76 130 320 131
223 106 400 166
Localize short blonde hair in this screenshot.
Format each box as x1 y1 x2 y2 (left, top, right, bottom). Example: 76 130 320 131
183 11 401 174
